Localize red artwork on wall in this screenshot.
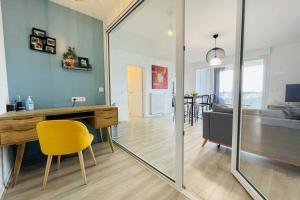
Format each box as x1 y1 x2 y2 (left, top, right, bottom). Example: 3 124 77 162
152 65 168 89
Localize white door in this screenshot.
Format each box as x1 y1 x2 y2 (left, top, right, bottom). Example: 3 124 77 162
127 66 143 118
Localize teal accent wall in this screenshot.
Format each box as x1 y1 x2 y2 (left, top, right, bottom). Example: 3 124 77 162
1 0 105 108
1 0 105 161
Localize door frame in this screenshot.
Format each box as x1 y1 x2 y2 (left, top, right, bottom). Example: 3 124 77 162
104 0 185 192
127 65 145 118
231 0 265 199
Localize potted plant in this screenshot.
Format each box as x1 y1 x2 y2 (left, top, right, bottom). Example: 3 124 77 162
191 91 199 96
63 47 77 67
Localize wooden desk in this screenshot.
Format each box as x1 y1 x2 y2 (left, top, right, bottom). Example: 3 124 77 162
0 105 118 186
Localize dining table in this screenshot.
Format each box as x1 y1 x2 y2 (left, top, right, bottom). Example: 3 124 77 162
184 95 211 126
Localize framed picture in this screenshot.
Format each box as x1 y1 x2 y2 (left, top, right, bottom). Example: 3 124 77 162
46 37 56 47
45 45 56 54
32 28 46 38
30 35 44 51
152 65 168 89
78 57 89 68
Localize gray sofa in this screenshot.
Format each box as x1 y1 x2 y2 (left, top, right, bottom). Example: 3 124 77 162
202 104 300 166
202 108 233 147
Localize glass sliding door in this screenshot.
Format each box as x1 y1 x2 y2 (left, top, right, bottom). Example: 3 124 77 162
107 0 183 182
234 0 300 199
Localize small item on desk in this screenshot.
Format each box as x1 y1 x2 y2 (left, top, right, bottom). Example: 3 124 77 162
6 103 16 112
25 96 34 111
15 95 25 111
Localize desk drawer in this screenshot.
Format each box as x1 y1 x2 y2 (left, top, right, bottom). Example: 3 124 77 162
95 116 118 129
95 108 117 118
0 116 44 132
0 129 37 145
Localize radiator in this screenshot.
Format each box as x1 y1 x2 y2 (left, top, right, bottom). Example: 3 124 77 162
150 93 165 115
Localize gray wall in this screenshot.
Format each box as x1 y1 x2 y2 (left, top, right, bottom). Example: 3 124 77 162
1 0 105 108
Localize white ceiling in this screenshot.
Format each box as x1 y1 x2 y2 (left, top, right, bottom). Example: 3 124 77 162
50 0 133 25
185 0 300 64
50 0 300 64
110 0 176 61
185 0 237 64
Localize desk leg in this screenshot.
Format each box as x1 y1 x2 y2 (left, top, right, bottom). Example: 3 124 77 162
105 127 114 153
98 129 103 143
12 143 26 187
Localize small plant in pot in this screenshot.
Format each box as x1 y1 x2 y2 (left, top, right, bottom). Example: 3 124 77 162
63 47 77 67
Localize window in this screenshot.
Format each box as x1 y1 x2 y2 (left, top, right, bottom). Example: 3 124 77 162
219 67 234 105
216 59 265 108
242 59 265 109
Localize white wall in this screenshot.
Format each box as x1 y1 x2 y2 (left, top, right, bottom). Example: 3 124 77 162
110 49 175 121
0 1 13 196
267 42 300 105
110 30 175 121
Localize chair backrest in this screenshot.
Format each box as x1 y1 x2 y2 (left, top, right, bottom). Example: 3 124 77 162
202 95 210 104
36 120 92 155
209 94 216 104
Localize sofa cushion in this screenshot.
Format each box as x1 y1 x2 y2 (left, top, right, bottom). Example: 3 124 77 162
283 107 300 120
212 104 233 114
261 109 286 119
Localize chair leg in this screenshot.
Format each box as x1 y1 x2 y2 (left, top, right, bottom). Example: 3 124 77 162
57 155 61 170
43 155 52 190
78 151 87 185
105 127 114 153
88 145 97 166
202 139 208 147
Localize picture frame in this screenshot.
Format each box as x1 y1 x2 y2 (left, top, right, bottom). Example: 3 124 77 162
30 35 44 51
46 37 56 47
45 45 56 54
32 28 46 38
152 65 168 89
78 57 89 68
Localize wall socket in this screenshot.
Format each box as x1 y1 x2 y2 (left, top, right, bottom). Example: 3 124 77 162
99 87 104 93
71 97 86 102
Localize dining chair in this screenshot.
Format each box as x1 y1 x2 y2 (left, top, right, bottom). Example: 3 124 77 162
36 120 97 189
209 94 216 109
197 95 210 118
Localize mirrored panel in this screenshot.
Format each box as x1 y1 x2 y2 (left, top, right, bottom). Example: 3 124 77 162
108 0 177 179
238 0 300 199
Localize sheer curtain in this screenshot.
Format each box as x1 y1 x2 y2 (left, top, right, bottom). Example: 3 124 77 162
195 67 214 95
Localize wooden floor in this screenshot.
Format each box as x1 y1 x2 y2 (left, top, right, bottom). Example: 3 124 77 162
4 143 188 200
114 115 300 200
5 115 299 200
183 121 251 200
114 115 251 200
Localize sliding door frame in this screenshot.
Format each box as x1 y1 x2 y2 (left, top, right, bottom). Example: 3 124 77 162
231 0 265 199
104 0 185 191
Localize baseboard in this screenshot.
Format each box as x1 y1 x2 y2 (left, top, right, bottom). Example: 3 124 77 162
0 167 13 200
0 186 5 200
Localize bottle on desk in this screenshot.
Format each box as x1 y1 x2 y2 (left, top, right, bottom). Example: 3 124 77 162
15 95 25 111
25 96 34 111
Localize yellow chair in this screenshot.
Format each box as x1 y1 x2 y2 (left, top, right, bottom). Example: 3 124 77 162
36 120 97 189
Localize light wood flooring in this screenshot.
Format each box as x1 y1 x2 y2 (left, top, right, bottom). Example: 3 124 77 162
114 115 300 200
4 143 188 200
114 115 251 200
4 115 299 200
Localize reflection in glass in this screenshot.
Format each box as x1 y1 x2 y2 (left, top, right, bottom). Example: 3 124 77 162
108 0 176 179
239 0 300 199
